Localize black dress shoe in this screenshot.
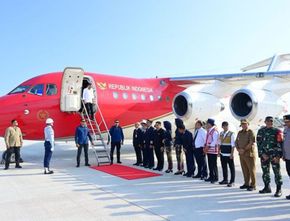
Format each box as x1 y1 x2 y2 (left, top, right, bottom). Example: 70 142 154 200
44 170 54 174
183 172 189 176
247 186 256 191
153 167 159 170
211 180 217 184
85 164 91 166
219 180 228 185
200 176 207 180
117 161 122 164
192 175 201 179
76 165 80 167
239 184 249 189
205 178 212 182
286 195 290 200
186 174 192 178
133 163 138 166
15 165 22 168
174 171 184 175
4 167 8 170
227 182 234 187
165 169 173 173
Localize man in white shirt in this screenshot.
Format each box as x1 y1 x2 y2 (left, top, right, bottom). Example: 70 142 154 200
82 83 95 119
204 118 219 183
192 120 208 180
44 118 55 174
218 121 236 187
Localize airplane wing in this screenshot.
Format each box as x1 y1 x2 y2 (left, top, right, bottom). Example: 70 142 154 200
168 54 290 126
169 70 290 87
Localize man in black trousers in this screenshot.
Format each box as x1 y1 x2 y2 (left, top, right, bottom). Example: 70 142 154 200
75 119 93 167
144 119 155 169
108 120 124 164
179 124 195 177
153 121 165 171
133 122 143 166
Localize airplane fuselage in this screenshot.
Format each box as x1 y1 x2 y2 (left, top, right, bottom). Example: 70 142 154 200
0 72 184 140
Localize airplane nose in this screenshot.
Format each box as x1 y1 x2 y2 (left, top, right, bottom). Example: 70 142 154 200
0 95 19 137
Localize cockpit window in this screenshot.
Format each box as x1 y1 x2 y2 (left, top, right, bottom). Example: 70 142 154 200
8 85 31 94
46 84 57 96
28 84 44 96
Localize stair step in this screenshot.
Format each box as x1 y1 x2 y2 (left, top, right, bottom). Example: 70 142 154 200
98 161 111 164
97 156 110 158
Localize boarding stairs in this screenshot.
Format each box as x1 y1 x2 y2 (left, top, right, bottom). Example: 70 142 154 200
81 101 111 166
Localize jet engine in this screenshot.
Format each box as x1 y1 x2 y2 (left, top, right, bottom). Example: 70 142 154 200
172 87 225 126
230 88 284 123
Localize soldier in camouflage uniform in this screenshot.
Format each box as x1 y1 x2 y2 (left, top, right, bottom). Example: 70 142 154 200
257 116 283 197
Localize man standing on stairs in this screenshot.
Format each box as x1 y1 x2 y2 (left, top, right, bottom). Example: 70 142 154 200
109 120 124 164
257 116 283 197
75 119 93 167
82 82 95 120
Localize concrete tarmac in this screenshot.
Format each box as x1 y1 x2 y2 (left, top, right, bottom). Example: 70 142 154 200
1 138 290 221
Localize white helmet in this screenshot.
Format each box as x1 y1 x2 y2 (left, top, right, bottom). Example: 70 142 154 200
46 118 54 124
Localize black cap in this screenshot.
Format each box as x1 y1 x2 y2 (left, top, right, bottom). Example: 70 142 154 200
207 118 215 126
265 116 273 122
284 114 290 122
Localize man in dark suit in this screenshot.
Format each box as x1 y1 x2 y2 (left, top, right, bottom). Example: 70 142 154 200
153 121 165 171
179 124 195 177
133 122 143 166
144 119 155 169
108 120 124 164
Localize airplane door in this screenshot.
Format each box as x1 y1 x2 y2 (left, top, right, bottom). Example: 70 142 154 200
60 67 84 112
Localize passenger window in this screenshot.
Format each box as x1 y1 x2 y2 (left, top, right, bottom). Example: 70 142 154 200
141 94 146 101
132 93 137 100
149 95 154 101
122 92 128 100
28 84 44 96
46 84 57 96
113 92 119 99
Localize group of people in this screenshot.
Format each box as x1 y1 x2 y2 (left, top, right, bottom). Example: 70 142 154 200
3 113 290 200
130 115 290 200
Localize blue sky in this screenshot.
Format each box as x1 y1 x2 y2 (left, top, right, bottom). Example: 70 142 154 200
1 0 290 95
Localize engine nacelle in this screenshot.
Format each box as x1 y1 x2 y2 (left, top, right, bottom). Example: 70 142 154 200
172 87 224 126
230 88 284 123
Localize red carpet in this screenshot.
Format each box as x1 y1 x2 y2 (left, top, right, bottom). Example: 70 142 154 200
90 164 161 180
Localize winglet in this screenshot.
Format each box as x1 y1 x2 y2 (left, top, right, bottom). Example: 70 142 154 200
241 53 290 72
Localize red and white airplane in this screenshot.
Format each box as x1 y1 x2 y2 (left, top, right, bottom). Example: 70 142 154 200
1 54 290 140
